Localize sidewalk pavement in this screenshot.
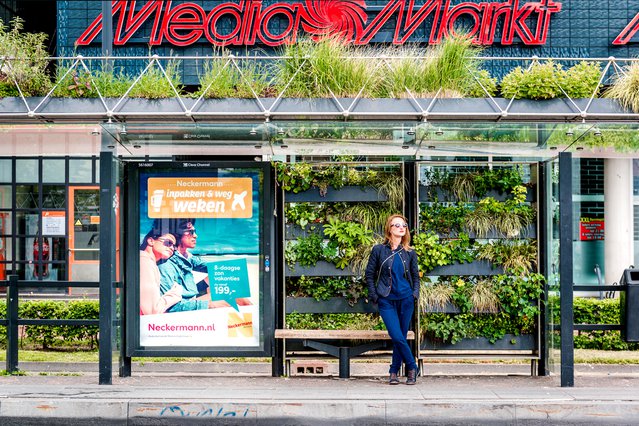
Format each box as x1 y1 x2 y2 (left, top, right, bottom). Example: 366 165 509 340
1 362 638 425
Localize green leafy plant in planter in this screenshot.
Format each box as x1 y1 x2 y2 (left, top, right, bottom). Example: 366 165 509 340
128 58 184 99
376 33 487 98
605 61 639 112
475 239 538 274
465 185 534 238
500 60 601 100
194 54 274 99
275 161 402 198
420 271 544 344
285 233 325 268
286 203 323 227
276 35 371 98
419 202 471 235
493 269 545 323
285 312 384 330
425 167 525 202
286 276 367 305
412 232 474 273
0 17 51 97
275 162 315 193
501 61 564 100
323 218 374 269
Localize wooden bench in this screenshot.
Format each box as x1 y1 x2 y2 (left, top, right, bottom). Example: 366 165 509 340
275 329 415 378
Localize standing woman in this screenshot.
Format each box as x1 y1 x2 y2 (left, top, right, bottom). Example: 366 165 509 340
365 214 420 385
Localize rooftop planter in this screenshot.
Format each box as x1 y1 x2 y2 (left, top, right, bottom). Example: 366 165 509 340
0 97 633 122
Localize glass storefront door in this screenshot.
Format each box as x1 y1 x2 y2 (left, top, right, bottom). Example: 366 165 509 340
68 187 100 285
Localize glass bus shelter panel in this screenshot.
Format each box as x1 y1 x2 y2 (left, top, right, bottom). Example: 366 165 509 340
546 158 560 375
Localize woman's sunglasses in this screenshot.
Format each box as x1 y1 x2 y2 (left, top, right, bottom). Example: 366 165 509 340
182 229 197 236
157 238 176 248
391 223 408 228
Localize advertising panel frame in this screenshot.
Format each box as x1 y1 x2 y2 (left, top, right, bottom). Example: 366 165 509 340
125 161 273 357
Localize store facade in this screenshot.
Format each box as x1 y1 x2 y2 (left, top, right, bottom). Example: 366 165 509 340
1 1 639 385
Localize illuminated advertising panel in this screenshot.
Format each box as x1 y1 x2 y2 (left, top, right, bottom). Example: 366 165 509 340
129 162 271 355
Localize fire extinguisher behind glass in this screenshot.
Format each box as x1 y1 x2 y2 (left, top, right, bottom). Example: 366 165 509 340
33 237 50 278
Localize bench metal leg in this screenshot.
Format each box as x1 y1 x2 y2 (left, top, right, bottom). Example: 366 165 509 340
339 347 350 379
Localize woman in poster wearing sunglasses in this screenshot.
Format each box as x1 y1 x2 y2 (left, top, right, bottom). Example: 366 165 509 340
365 214 420 385
139 227 182 315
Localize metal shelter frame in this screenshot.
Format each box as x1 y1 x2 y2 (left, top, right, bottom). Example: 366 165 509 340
2 32 637 386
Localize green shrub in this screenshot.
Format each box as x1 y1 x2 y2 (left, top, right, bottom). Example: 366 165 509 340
549 296 639 350
194 56 273 98
377 34 486 98
128 58 184 99
0 80 20 97
0 300 99 350
466 69 498 98
563 61 602 98
500 61 565 100
0 300 6 346
0 17 51 96
19 300 65 350
276 35 371 97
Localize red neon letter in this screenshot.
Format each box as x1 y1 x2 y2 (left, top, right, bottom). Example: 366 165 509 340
114 0 166 45
393 0 441 45
614 12 639 45
164 3 206 46
205 0 245 45
258 3 301 46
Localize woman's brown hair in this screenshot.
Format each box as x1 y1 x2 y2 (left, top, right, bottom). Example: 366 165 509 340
383 214 412 251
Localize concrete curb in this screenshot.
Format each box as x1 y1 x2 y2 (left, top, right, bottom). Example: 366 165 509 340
2 399 639 425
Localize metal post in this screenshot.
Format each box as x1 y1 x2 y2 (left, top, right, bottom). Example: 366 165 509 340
99 149 116 385
537 161 549 376
404 161 419 360
272 168 284 377
101 1 113 75
6 274 19 373
101 1 112 56
559 152 574 387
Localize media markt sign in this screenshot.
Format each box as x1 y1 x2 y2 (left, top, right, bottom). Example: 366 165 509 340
77 0 564 47
147 177 253 219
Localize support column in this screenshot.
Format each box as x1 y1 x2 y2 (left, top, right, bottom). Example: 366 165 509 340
99 143 117 385
559 152 574 387
604 159 634 286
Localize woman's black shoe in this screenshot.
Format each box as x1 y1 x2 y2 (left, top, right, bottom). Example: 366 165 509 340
406 368 417 385
389 372 400 385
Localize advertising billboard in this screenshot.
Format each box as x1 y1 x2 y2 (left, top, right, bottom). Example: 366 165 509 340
128 162 272 356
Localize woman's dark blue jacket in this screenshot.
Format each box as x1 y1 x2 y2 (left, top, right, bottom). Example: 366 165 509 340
365 242 420 304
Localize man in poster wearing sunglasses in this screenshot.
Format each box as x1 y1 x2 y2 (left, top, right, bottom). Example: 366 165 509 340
157 218 227 312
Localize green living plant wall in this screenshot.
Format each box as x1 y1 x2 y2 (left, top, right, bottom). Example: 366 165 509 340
416 164 542 345
280 160 403 329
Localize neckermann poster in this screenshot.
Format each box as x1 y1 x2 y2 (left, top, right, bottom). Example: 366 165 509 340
127 162 272 357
